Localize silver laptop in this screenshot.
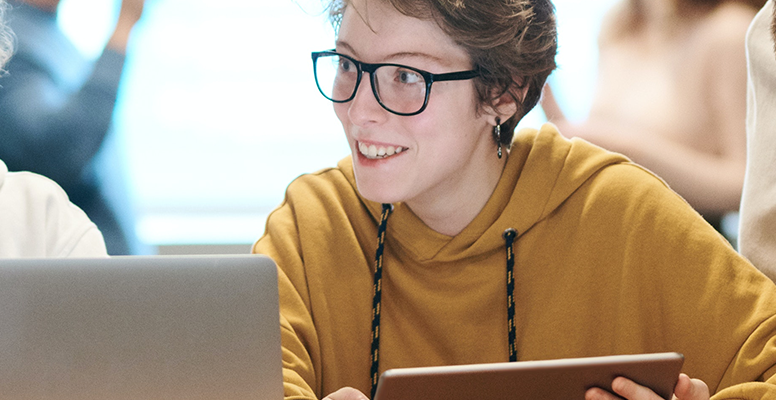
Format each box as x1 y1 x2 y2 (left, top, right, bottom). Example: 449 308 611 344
0 255 283 400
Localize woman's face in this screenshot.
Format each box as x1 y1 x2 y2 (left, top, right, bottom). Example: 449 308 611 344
334 0 501 209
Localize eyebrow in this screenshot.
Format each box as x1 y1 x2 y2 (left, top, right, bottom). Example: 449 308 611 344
335 40 452 66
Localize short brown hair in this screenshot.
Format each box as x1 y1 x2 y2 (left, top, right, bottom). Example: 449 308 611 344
328 0 558 146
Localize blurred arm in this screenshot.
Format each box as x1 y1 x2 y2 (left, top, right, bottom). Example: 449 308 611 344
0 50 125 188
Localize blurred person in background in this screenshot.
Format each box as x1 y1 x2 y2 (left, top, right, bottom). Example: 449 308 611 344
0 0 108 257
0 0 146 255
739 0 776 279
542 0 765 241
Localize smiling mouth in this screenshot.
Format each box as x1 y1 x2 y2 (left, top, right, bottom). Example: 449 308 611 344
358 142 405 159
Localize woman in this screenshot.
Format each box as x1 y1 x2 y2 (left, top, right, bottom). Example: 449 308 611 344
253 0 776 399
542 0 765 233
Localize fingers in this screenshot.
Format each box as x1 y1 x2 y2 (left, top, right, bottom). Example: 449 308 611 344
585 386 622 400
612 376 662 399
673 374 710 400
587 375 710 400
323 387 370 400
585 377 660 400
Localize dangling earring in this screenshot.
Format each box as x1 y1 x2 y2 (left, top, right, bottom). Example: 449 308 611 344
494 117 503 159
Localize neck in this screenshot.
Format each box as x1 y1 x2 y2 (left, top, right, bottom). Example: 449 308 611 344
637 0 681 28
637 0 676 19
629 0 690 41
406 140 508 237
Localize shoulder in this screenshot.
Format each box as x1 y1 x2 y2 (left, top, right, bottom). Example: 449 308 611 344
2 168 73 208
578 161 700 231
283 159 358 206
265 157 371 229
687 2 755 89
573 162 740 269
0 169 107 257
697 2 758 49
706 1 760 23
583 161 676 206
254 157 376 259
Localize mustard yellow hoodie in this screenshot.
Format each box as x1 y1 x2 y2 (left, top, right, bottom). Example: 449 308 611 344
253 124 776 400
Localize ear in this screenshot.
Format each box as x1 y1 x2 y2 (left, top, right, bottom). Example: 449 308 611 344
484 87 523 126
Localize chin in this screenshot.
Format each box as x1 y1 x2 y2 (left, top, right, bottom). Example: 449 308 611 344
354 180 404 205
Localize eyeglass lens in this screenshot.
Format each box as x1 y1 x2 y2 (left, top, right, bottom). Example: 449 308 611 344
314 53 428 115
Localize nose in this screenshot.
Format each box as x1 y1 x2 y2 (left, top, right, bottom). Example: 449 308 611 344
347 73 388 126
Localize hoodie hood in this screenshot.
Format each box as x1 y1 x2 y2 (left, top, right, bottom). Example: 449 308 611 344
339 123 630 262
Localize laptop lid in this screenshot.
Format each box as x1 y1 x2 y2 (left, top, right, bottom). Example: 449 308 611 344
0 254 282 400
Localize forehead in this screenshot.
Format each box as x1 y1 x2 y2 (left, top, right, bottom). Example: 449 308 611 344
337 0 469 66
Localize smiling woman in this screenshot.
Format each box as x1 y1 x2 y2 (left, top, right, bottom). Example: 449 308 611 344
252 1 776 400
326 0 552 234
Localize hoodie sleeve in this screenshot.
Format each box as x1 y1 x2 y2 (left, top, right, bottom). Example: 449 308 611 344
586 161 776 400
253 179 321 400
710 317 776 399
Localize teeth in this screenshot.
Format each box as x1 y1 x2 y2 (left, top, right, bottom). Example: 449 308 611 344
359 142 404 159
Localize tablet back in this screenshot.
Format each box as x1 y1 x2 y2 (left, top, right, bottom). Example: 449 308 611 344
374 352 684 400
0 255 282 400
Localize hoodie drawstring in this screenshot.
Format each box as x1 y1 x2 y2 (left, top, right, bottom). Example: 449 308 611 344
503 228 518 362
370 203 393 399
368 204 518 398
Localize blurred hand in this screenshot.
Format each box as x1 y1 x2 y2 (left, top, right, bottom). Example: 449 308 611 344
323 387 370 400
107 0 147 53
117 0 146 26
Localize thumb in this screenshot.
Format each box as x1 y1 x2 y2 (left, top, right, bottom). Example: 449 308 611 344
673 374 709 400
323 387 370 400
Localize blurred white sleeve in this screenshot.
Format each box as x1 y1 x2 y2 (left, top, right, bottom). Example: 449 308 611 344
740 0 776 280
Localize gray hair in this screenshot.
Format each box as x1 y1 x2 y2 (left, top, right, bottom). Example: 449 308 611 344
0 0 13 69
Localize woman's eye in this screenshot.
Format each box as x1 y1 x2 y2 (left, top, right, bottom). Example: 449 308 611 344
339 59 354 72
397 69 422 84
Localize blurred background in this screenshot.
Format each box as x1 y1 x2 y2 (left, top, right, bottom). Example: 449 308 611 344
56 0 619 254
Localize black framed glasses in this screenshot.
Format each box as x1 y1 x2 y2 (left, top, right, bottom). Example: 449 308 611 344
312 50 480 116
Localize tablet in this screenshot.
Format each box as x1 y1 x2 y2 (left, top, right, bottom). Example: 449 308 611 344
373 352 684 400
